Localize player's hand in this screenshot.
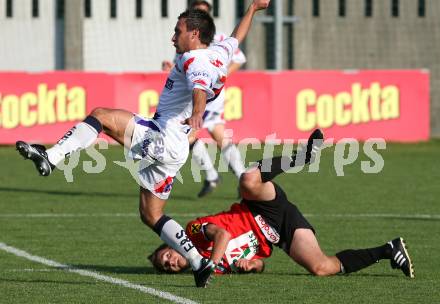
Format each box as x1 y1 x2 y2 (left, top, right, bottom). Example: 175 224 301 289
252 0 270 11
183 113 203 130
234 259 254 272
162 60 173 72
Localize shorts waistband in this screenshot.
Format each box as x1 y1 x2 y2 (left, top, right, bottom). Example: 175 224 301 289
136 119 161 132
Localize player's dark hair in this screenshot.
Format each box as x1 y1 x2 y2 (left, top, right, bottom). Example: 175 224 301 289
178 9 215 46
148 243 189 274
189 0 212 12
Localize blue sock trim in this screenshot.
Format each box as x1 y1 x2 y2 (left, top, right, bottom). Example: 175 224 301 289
83 116 103 133
153 215 172 236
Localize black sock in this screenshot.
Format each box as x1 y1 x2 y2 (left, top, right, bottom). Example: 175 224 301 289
258 151 307 182
83 115 103 133
258 156 290 182
153 215 172 236
336 243 392 273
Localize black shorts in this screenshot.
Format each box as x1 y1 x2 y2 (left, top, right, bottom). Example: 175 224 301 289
242 182 315 254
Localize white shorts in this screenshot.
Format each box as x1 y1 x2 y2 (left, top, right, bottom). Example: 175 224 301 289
129 116 189 200
202 110 225 132
203 90 225 131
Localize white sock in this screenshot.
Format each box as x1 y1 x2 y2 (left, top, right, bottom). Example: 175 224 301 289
221 143 245 178
160 219 203 270
47 120 100 165
192 140 219 181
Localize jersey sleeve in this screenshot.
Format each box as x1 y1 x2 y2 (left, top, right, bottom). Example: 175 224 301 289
232 48 246 64
210 37 239 66
213 33 245 65
186 219 212 250
178 52 215 99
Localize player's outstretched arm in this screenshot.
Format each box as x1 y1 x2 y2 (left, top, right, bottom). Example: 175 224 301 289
184 88 207 129
161 60 174 72
228 62 243 75
231 0 270 44
204 223 231 265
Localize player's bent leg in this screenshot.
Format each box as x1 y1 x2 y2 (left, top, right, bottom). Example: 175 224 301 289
16 107 135 176
239 167 276 201
255 129 324 183
289 228 341 276
335 237 414 278
188 130 198 145
209 123 226 149
210 124 245 178
139 186 167 228
190 136 220 197
190 128 220 197
139 186 214 287
90 107 135 147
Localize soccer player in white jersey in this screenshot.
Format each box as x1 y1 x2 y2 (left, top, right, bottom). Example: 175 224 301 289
163 0 248 198
16 0 271 288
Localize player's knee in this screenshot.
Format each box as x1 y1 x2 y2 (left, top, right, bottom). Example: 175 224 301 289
239 171 262 198
309 262 331 276
239 172 257 193
89 108 116 133
90 107 107 118
89 108 114 126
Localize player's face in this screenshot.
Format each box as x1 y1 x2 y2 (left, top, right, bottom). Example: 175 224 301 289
157 247 189 273
172 18 195 54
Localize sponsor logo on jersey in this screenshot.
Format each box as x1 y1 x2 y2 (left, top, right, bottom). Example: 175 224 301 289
254 215 280 244
165 78 174 90
193 79 208 86
210 59 224 67
191 71 210 78
225 231 260 271
154 176 174 194
190 223 202 234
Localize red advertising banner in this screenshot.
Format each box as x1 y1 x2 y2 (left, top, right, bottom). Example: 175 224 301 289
0 70 429 144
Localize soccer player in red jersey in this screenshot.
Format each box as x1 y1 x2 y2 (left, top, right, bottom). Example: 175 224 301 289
149 130 414 279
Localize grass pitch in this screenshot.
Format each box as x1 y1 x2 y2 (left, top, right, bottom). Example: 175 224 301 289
1 141 439 303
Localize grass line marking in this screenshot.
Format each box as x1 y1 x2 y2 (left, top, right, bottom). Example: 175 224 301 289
0 213 439 220
0 243 198 304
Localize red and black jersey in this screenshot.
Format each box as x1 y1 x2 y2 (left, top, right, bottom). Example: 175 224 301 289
186 203 273 274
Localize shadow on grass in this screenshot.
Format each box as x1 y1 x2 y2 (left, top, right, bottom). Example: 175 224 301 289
0 186 136 199
263 272 399 278
0 186 234 202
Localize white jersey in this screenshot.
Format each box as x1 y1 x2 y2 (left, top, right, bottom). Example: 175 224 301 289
155 37 238 140
214 33 246 65
171 33 246 68
204 33 246 115
170 34 246 116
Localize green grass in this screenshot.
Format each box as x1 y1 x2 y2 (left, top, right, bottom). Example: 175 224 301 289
1 141 439 303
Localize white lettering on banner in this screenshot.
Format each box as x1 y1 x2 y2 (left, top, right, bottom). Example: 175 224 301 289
254 215 280 244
